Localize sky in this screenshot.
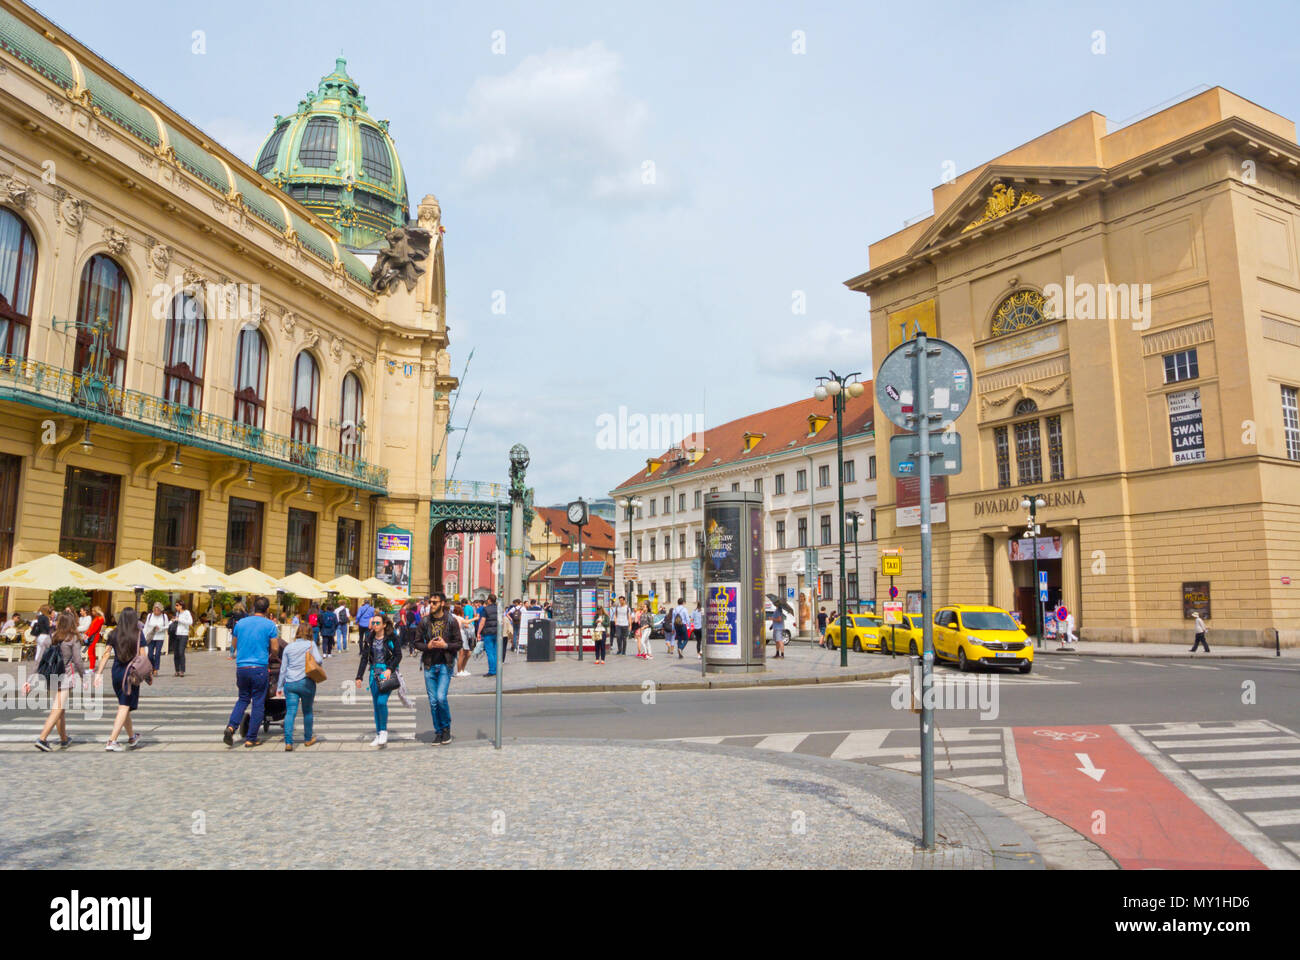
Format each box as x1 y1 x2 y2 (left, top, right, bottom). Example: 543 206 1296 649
29 0 1300 504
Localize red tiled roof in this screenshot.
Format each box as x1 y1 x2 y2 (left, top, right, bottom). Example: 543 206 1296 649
528 550 612 582
535 506 615 551
611 387 873 492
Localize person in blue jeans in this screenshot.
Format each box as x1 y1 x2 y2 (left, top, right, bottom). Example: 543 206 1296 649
355 615 400 747
477 594 500 677
224 596 279 748
277 624 323 751
413 592 462 745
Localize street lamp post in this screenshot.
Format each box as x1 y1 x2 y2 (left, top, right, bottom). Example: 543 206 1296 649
814 370 865 668
617 496 641 602
1020 494 1047 648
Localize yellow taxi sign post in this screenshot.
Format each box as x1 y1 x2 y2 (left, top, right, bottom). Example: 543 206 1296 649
882 555 902 577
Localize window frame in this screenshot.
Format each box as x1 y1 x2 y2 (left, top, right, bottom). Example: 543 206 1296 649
74 254 132 392
0 208 37 358
291 351 320 446
233 328 269 428
163 293 206 410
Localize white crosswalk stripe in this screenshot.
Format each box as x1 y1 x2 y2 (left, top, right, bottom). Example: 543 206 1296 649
1131 719 1300 868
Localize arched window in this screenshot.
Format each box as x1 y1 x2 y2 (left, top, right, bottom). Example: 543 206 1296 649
1013 398 1039 416
74 254 131 390
0 208 37 358
340 371 363 458
291 351 319 445
991 289 1052 337
163 293 206 409
233 327 268 427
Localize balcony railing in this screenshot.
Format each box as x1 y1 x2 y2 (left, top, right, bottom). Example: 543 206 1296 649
432 479 508 502
0 355 388 492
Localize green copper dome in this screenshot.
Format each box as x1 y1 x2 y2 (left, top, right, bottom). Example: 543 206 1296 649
254 58 409 249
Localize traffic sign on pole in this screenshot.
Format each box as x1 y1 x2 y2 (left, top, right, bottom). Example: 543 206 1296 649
882 555 902 577
876 336 973 432
890 431 962 478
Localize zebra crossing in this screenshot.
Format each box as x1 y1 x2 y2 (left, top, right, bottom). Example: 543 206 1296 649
1122 719 1300 862
0 694 425 750
669 725 1021 796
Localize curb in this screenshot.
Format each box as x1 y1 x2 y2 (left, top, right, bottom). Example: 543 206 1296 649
1038 648 1291 661
471 667 908 696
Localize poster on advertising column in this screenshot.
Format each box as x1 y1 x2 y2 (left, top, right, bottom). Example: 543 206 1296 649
375 524 412 594
705 584 740 659
1168 388 1206 464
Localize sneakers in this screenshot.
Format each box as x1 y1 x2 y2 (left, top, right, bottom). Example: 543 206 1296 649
243 738 262 749
105 741 124 752
301 737 318 748
284 743 294 752
126 734 140 747
435 729 452 745
223 725 235 746
34 739 52 752
370 731 388 747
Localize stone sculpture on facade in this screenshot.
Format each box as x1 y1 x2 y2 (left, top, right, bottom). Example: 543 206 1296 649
370 226 432 294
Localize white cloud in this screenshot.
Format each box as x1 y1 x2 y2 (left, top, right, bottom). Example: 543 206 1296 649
757 321 872 376
199 115 271 167
453 43 671 206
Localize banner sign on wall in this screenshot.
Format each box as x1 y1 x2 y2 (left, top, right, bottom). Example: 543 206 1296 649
375 525 412 593
1008 536 1064 561
1182 581 1211 619
1168 388 1206 464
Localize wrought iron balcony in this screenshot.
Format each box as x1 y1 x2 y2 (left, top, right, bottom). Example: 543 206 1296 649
432 478 509 502
0 355 388 493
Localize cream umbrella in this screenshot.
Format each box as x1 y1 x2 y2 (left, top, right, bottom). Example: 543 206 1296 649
225 566 281 596
324 574 372 599
278 570 329 600
170 561 232 592
0 553 121 592
361 576 404 601
103 559 186 592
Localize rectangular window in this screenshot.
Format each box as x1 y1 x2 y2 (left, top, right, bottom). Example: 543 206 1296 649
848 572 859 601
285 508 317 576
820 515 832 545
1163 348 1200 384
818 465 830 488
694 490 702 508
152 483 200 572
820 572 833 600
59 467 121 571
650 538 656 561
447 555 459 571
754 477 763 494
678 493 686 512
664 495 670 514
777 575 787 599
649 500 656 517
1284 386 1300 461
225 497 264 573
841 460 855 483
796 470 807 492
636 538 643 561
774 473 785 495
679 533 686 557
994 426 1011 488
776 520 786 549
335 517 361 578
679 579 686 600
731 482 740 492
869 456 877 479
710 486 718 493
650 581 656 598
636 507 643 519
624 539 632 559
870 508 877 541
797 517 808 548
1046 415 1065 481
1014 420 1042 485
663 534 671 559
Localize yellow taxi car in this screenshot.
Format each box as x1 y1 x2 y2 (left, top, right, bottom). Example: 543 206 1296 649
931 604 1034 673
879 613 924 655
825 614 884 652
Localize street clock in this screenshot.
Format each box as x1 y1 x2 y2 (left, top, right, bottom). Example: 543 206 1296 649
567 499 589 526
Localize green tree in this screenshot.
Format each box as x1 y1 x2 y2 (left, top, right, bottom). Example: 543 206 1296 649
49 586 90 612
142 589 171 610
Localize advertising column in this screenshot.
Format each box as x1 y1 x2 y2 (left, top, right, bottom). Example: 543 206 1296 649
703 491 765 673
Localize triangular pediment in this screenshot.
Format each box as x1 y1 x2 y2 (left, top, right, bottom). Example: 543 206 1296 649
909 165 1104 255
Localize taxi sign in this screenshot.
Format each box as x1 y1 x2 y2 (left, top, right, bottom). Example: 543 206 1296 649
882 555 902 577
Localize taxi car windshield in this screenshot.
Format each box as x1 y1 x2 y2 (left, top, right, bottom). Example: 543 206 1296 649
960 611 1020 631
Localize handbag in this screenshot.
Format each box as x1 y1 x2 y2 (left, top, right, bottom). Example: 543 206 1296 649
304 647 327 683
375 668 401 693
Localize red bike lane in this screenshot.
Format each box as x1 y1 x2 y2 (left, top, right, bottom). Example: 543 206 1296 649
1013 725 1263 870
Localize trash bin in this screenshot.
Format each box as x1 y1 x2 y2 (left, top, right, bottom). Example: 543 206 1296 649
527 618 556 662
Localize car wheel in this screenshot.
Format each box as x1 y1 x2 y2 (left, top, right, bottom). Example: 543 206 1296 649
852 637 861 652
958 648 970 672
1018 660 1032 674
908 640 918 656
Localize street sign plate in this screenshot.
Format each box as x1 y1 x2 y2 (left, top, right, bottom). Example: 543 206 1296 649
889 432 962 478
882 556 902 577
883 601 903 625
876 336 974 431
889 585 898 599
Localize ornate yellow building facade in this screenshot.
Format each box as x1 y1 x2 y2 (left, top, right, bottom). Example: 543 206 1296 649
0 0 455 611
847 88 1300 646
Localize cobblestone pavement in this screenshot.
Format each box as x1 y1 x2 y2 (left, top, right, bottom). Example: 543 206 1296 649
0 738 1059 869
0 640 905 699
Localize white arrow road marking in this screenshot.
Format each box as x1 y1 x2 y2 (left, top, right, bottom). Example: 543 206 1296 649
1075 752 1106 781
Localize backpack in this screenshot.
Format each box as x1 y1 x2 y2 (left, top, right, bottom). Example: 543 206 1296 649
338 606 350 625
319 609 338 634
36 642 65 678
127 650 154 688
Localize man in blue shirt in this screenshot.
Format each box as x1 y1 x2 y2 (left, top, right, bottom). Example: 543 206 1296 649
357 599 375 645
224 596 279 747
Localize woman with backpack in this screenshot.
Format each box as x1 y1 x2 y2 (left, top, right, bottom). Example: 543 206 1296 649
28 611 85 751
355 615 400 747
278 623 324 751
317 603 337 659
97 607 147 752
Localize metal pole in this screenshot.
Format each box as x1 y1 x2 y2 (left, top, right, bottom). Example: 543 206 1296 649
577 520 585 661
889 574 896 657
1030 505 1042 649
852 515 860 612
835 383 848 668
916 330 936 850
494 504 504 749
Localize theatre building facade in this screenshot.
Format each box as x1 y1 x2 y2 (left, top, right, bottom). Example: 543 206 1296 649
0 1 455 611
847 88 1299 646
